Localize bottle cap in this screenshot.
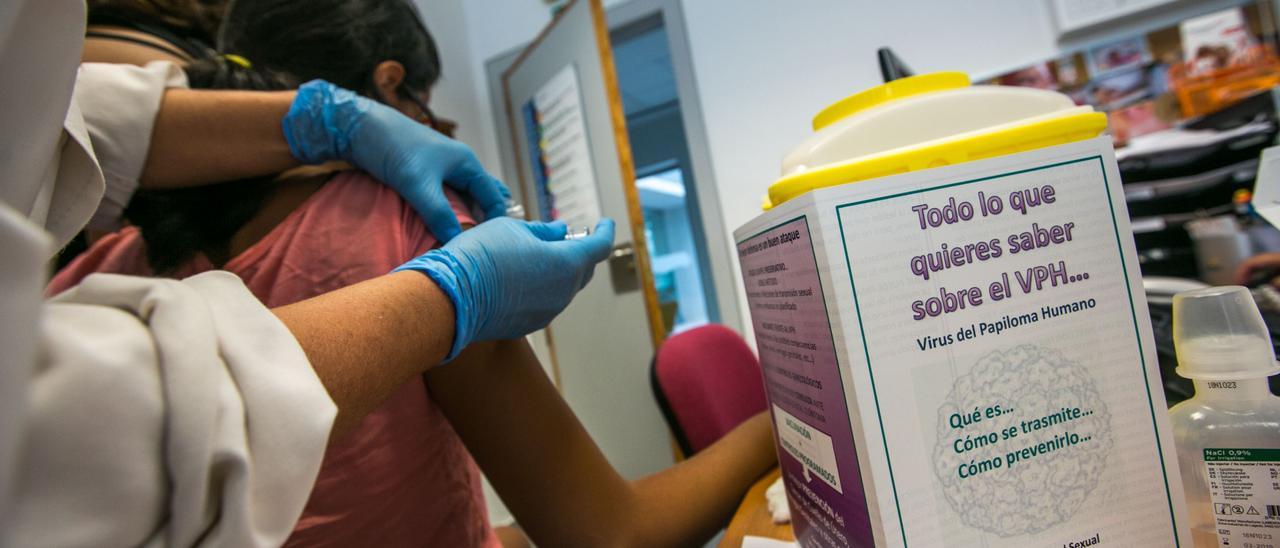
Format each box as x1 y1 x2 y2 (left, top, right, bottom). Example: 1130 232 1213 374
1174 286 1280 380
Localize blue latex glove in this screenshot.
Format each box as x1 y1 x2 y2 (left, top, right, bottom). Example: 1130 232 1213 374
282 80 510 242
396 217 616 360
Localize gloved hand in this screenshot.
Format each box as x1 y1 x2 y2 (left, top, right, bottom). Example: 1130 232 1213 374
282 80 510 242
396 217 616 360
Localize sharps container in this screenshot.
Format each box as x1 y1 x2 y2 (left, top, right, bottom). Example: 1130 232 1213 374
734 73 1188 547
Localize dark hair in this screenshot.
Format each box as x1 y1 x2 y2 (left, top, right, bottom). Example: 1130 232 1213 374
88 0 230 49
218 0 442 96
125 58 297 274
127 0 443 274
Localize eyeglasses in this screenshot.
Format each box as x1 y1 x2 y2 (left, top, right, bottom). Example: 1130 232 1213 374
398 86 439 127
398 86 458 138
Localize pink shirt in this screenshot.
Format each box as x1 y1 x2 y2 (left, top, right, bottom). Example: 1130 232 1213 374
49 171 501 548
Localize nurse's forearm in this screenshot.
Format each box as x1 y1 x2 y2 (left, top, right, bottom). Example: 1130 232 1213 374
272 271 454 439
141 88 298 188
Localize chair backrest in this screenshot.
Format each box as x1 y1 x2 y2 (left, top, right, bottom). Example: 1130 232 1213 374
650 324 768 455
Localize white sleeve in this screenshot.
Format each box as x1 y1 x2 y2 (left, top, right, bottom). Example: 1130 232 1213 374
73 61 188 231
3 271 335 548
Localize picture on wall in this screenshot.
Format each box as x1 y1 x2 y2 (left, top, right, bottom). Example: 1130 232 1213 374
1089 66 1151 109
1089 36 1150 73
1182 7 1259 76
995 63 1058 89
985 1 1280 145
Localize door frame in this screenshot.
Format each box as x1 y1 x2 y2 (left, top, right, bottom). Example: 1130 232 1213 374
484 0 742 336
606 0 742 334
498 0 666 351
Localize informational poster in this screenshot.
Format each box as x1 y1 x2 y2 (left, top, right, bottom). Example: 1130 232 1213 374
734 137 1187 547
737 217 874 547
520 64 602 228
834 146 1177 547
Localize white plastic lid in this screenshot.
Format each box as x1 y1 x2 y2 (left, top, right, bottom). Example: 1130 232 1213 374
1173 286 1280 380
780 75 1088 177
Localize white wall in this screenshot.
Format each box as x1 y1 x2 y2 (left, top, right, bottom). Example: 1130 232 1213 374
411 3 483 154
679 0 1058 232
424 0 1252 338
424 0 626 178
426 0 1072 337
679 0 1249 254
679 1 1070 334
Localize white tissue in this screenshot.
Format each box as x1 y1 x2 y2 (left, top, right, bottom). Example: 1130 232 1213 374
765 476 791 524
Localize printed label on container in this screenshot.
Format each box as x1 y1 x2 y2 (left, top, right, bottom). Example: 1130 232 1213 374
737 216 873 547
774 404 842 493
1204 448 1280 548
834 155 1179 546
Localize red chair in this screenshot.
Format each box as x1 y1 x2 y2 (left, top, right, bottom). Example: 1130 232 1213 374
650 324 769 455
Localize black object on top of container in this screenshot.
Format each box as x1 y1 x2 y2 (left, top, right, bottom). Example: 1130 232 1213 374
877 47 914 83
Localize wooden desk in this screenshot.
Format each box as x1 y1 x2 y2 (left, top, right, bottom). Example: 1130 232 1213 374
720 467 795 547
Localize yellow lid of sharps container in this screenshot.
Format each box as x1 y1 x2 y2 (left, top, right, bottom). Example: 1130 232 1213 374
766 72 1107 209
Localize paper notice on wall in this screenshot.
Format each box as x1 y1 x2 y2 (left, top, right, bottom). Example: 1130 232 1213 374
520 64 602 228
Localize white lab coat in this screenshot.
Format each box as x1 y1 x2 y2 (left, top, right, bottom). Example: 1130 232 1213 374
0 1 336 546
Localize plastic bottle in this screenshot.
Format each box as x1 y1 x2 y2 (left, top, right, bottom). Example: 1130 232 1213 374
1169 286 1280 548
